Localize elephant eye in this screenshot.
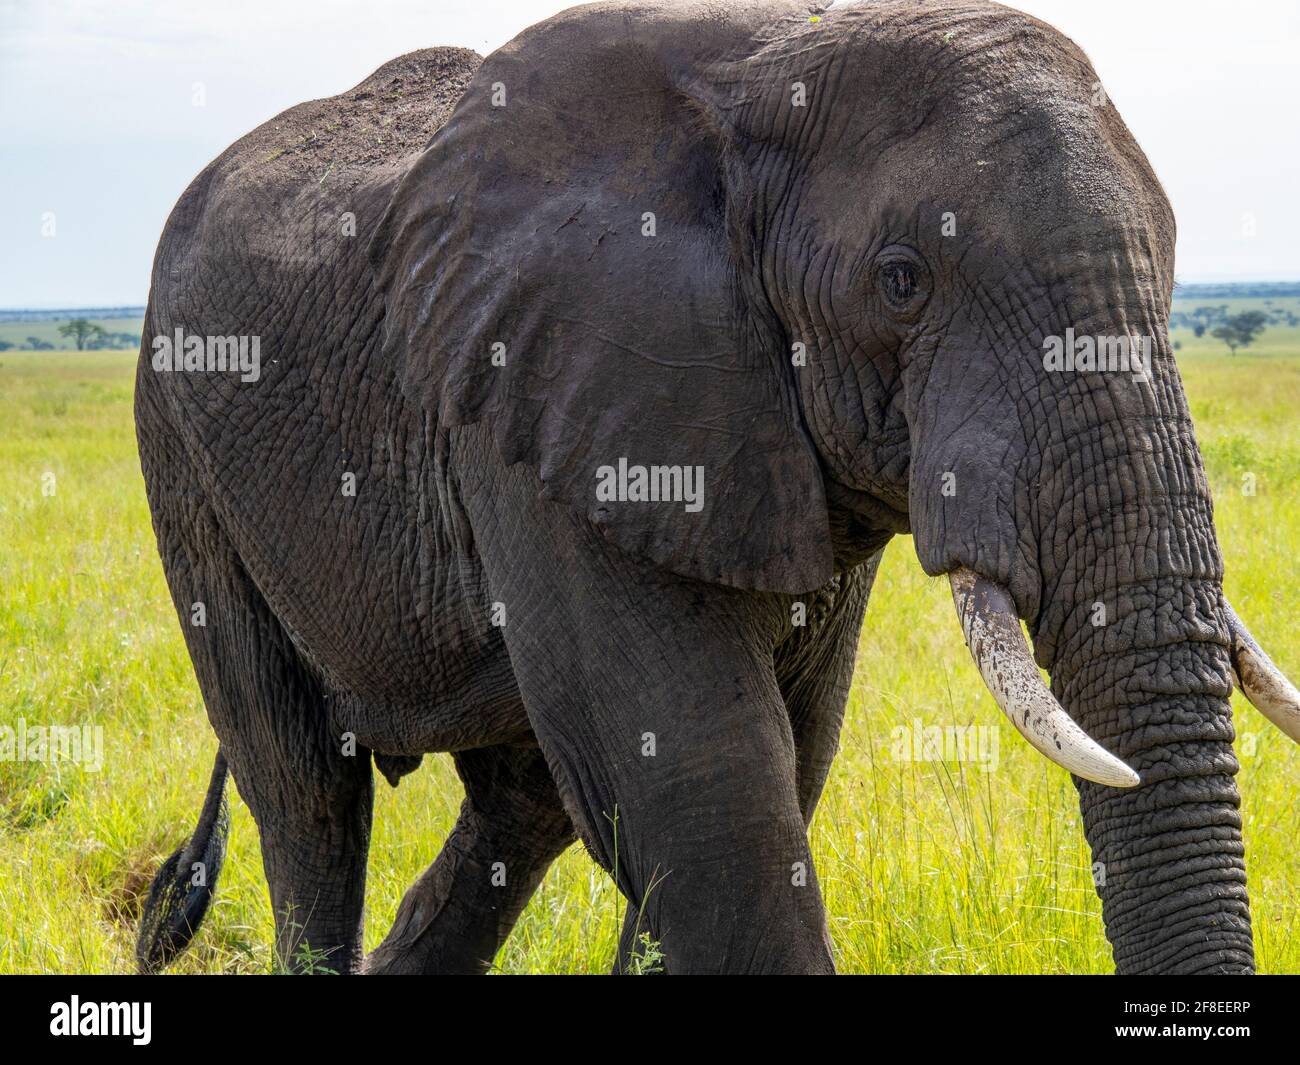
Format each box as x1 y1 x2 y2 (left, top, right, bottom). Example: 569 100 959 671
881 262 917 304
874 248 930 317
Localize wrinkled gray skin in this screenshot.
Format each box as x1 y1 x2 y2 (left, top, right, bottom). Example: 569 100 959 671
135 0 1253 975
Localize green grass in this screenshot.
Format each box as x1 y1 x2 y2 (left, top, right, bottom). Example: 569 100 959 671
1 339 1296 975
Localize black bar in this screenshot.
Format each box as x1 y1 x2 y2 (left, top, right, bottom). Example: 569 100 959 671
0 974 1291 1051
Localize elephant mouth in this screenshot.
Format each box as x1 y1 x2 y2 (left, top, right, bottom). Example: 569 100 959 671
822 477 912 535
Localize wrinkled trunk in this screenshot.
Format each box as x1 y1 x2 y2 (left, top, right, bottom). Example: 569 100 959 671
1047 592 1251 972
1029 328 1253 973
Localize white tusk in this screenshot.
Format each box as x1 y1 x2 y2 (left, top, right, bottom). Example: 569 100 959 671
949 567 1141 788
1224 603 1300 743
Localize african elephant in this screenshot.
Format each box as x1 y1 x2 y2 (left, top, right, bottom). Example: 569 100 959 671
133 0 1299 975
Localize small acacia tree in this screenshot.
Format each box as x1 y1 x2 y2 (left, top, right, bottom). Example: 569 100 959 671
57 318 107 350
1211 310 1268 355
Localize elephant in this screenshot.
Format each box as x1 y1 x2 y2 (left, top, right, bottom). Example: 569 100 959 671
132 0 1300 975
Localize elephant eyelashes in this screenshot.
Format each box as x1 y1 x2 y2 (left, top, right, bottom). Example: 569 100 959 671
881 263 917 303
874 250 930 318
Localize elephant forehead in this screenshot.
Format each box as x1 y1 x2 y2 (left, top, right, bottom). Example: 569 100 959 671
759 5 1171 240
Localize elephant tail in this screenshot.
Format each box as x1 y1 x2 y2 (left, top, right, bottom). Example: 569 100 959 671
136 750 230 973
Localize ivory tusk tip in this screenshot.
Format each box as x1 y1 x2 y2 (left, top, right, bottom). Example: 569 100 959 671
1098 763 1142 789
1225 602 1300 745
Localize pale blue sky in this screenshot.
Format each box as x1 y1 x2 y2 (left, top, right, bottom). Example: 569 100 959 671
2 0 1297 307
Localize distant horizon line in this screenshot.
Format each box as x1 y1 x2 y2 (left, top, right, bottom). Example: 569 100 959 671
0 305 147 315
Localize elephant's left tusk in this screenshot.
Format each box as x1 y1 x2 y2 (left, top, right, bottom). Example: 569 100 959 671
1224 603 1300 743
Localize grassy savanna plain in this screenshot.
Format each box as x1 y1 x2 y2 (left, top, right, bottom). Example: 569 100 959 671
0 308 1296 974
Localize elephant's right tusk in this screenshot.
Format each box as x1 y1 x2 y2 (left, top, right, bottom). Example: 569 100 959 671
1224 603 1300 743
948 567 1141 789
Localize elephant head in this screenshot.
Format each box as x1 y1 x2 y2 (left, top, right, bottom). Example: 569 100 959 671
372 0 1298 972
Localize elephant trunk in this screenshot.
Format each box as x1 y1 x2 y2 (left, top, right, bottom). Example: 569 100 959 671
1029 335 1253 973
1050 592 1252 973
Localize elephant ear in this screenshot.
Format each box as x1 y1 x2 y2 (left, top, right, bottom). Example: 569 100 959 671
371 0 832 592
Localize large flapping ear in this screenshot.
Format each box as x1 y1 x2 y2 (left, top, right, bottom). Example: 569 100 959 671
371 0 832 592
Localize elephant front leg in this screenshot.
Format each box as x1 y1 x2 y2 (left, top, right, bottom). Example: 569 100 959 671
518 603 831 973
366 744 576 974
609 556 879 974
460 460 833 974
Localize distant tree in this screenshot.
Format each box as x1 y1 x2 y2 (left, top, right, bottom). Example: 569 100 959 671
25 336 54 351
1188 305 1227 338
57 318 108 350
0 341 12 351
1211 310 1269 355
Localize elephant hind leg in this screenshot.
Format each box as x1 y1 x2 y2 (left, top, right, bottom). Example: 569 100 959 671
147 487 373 973
366 743 575 974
